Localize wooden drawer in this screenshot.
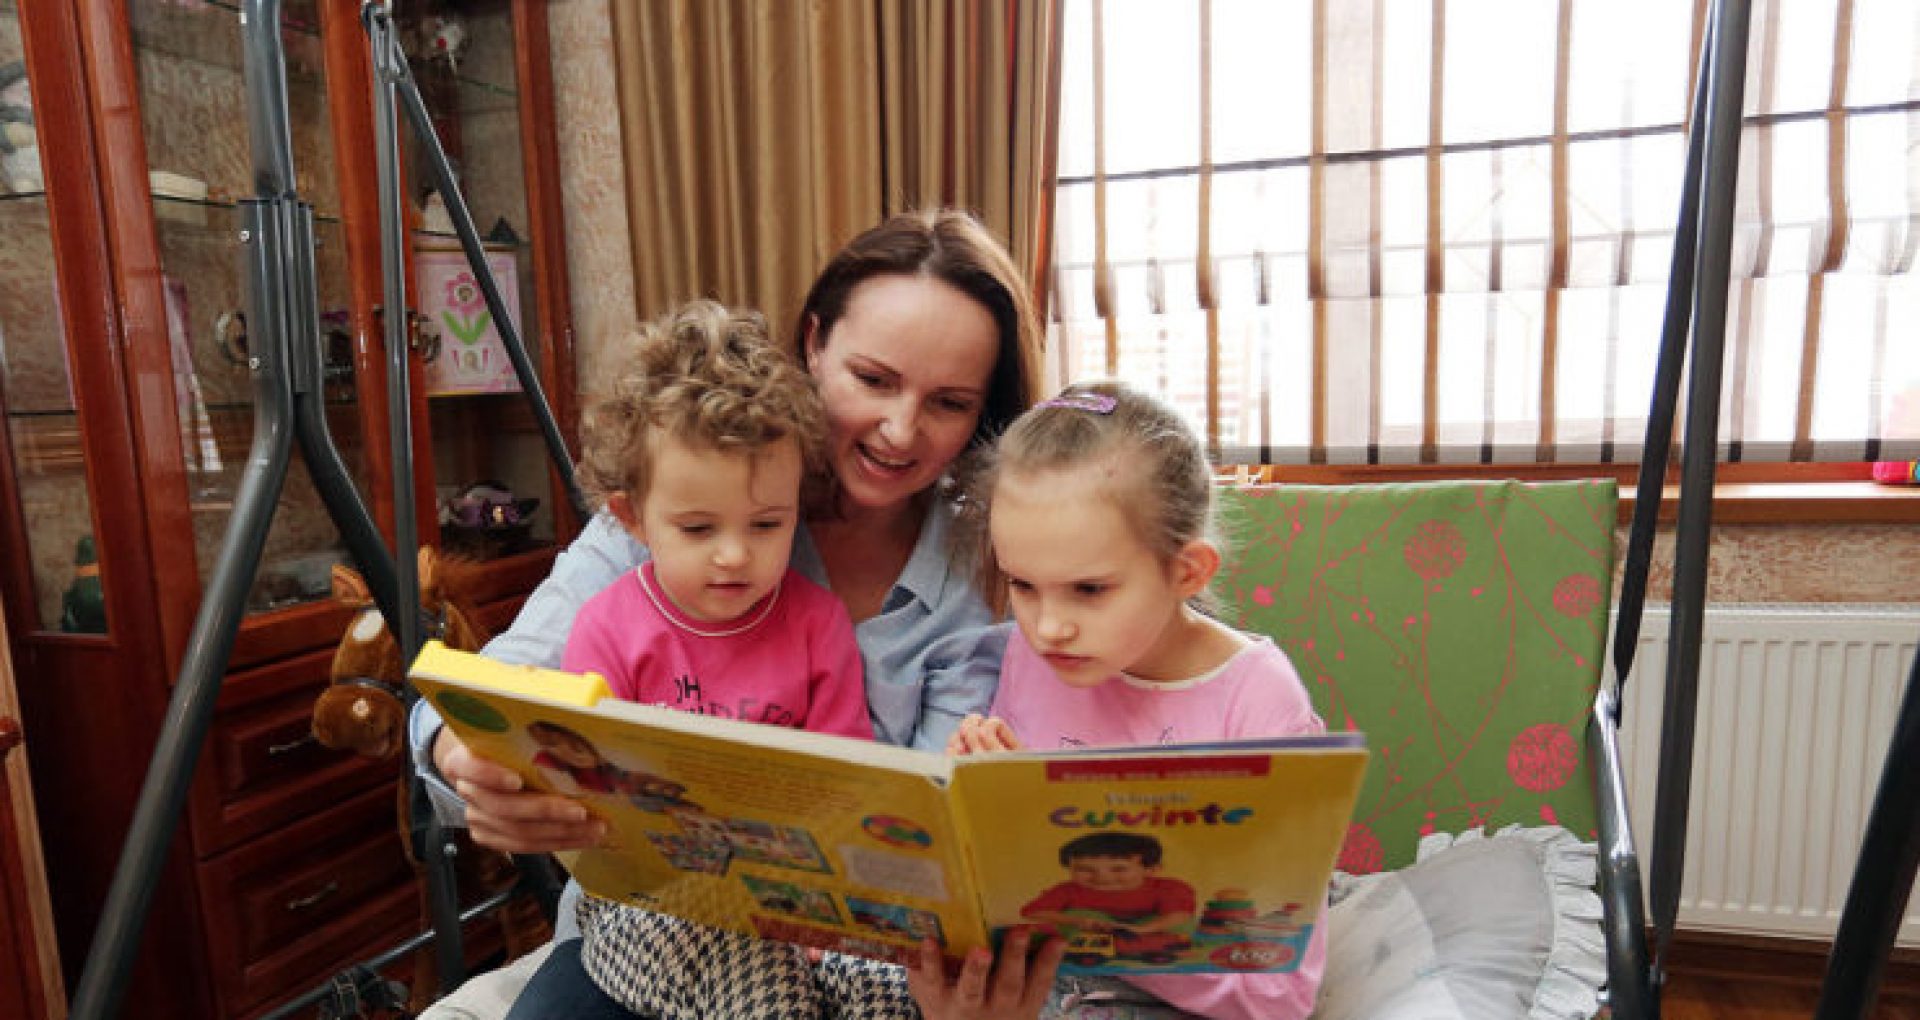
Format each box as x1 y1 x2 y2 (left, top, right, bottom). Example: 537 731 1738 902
200 782 420 1016
188 646 396 858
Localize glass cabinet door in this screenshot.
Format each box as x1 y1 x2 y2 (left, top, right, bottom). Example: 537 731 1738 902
0 0 108 633
126 0 367 613
397 0 556 561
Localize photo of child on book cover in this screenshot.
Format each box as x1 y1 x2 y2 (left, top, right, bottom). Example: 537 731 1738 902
527 719 703 814
526 720 635 797
1017 832 1195 967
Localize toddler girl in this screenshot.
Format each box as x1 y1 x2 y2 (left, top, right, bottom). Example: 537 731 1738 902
560 299 874 1016
923 381 1327 1020
562 299 868 737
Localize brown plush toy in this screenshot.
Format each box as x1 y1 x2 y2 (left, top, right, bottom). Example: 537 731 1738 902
312 547 483 759
311 546 551 1011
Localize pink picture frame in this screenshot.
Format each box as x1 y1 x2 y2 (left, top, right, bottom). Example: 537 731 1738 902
416 244 523 396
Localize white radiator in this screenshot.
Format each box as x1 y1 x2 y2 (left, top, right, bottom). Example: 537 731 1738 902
1615 605 1920 947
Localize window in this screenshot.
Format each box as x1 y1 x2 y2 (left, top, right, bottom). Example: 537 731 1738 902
1049 0 1920 467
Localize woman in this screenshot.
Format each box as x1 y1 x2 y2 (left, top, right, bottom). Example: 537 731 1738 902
411 209 1065 1019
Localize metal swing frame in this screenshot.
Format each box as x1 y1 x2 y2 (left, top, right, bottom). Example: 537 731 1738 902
1592 0 1920 1016
69 2 582 1015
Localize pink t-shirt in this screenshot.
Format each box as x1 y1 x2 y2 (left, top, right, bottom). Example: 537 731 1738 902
992 629 1328 1020
1022 875 1198 923
562 563 872 741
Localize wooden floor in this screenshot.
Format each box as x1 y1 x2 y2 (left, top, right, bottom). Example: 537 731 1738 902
1651 934 1920 1020
1661 972 1920 1019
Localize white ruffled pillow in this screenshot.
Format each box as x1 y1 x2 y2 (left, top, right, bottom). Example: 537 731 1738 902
1312 825 1606 1020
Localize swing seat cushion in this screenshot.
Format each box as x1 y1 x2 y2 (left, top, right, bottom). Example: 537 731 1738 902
1217 479 1617 872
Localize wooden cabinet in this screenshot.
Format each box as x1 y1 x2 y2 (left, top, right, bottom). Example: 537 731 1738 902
1 604 63 1020
0 0 577 1014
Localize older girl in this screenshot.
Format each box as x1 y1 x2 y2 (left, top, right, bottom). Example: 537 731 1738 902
923 381 1327 1020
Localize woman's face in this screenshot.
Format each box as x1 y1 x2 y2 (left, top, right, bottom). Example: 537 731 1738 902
807 274 1000 515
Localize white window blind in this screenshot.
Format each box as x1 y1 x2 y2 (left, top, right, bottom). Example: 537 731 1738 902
1049 0 1920 465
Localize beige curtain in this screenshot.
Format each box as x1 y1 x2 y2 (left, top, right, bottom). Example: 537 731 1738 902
611 0 1063 337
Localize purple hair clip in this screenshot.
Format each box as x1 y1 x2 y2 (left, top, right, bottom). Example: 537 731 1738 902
1037 392 1118 414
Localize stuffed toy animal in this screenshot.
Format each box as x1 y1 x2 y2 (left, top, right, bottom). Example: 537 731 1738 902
313 546 552 1012
314 547 485 758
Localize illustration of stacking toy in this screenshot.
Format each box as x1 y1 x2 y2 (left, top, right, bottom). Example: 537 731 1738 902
1195 888 1261 942
1192 889 1312 971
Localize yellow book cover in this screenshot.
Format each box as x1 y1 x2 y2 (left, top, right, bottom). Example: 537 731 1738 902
411 641 1367 974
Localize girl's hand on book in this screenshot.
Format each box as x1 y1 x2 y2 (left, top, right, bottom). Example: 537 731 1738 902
436 728 608 852
950 714 1022 755
907 927 1062 1020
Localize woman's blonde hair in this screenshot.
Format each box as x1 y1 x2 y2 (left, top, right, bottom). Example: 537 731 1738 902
962 380 1221 609
577 300 827 510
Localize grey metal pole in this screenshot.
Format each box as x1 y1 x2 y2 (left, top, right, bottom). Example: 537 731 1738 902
290 199 404 627
1611 13 1716 716
1648 0 1754 982
68 197 298 1020
1589 685 1652 1018
367 4 422 679
365 2 467 994
242 0 296 196
1813 647 1920 1020
1591 16 1719 1018
375 11 588 522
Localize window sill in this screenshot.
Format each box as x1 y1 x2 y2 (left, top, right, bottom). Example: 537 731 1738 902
1235 464 1920 526
1631 480 1920 525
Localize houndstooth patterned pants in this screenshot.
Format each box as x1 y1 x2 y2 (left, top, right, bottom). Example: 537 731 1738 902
576 896 921 1019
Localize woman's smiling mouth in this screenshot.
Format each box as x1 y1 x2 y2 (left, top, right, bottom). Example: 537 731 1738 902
856 443 913 474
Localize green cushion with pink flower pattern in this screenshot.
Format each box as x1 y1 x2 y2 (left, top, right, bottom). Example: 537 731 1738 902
1216 480 1617 874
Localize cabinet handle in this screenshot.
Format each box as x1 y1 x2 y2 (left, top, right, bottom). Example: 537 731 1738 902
267 734 318 757
0 717 20 759
285 882 339 912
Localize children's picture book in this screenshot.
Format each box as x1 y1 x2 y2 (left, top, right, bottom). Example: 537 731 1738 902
411 641 1369 975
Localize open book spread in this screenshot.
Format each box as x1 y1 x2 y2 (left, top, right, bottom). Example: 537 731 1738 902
411 641 1368 974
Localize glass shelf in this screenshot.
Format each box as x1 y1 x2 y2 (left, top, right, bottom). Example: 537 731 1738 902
0 190 343 220
129 0 342 218
152 192 344 224
128 0 326 84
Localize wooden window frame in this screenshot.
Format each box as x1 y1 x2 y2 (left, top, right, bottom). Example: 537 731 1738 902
1233 461 1920 525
